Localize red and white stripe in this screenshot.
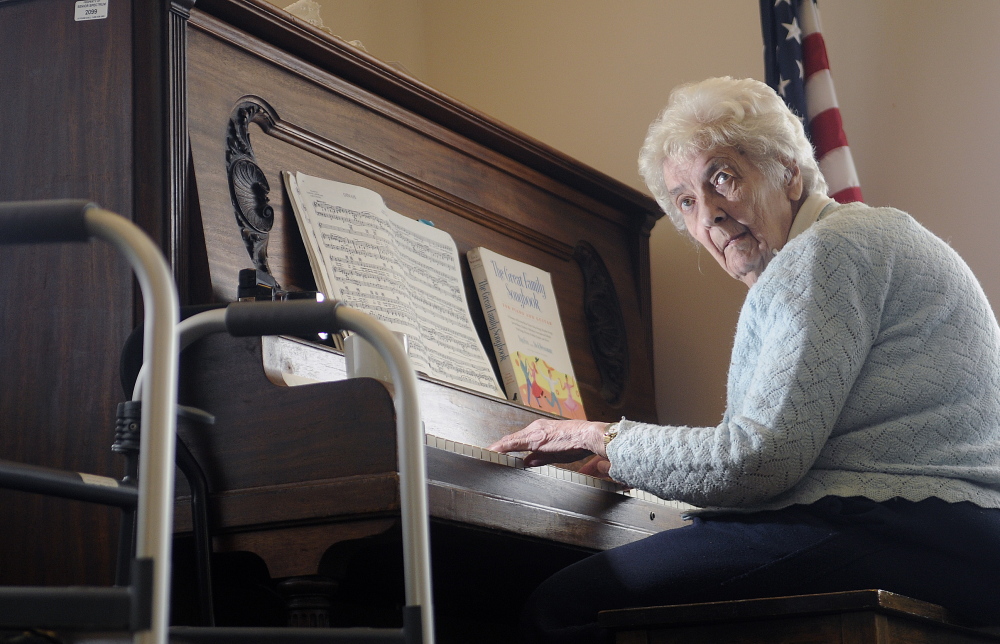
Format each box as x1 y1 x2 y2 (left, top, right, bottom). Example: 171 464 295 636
799 0 863 203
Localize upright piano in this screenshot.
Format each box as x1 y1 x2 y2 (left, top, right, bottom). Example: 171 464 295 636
0 0 678 639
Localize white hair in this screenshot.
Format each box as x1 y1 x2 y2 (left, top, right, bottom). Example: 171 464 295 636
638 76 828 230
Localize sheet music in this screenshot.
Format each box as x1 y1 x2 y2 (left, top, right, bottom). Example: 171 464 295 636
284 172 504 398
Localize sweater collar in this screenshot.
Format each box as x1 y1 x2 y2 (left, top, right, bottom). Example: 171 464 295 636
785 193 836 246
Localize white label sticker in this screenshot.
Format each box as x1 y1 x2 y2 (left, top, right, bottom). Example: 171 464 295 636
75 0 108 21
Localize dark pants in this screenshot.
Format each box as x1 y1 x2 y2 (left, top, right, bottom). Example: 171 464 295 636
521 497 1000 643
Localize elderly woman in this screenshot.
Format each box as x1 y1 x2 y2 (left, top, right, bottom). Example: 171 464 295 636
489 76 1000 643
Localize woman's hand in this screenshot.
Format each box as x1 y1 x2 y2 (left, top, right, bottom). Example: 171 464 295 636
488 418 609 468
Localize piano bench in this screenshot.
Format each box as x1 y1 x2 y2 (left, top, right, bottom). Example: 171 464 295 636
598 589 1000 644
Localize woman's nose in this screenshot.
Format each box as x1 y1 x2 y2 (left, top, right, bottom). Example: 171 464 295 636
698 199 727 226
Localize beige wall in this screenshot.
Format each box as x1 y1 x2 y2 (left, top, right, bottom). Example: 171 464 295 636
278 0 430 78
277 0 1000 427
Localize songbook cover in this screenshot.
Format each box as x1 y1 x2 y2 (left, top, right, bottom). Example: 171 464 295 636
467 247 586 419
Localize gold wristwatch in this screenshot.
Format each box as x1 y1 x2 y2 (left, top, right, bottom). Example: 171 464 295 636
603 418 624 447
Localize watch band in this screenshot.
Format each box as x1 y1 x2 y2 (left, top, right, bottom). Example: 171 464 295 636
603 417 625 447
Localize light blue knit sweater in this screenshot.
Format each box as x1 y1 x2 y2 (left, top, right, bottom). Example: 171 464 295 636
608 202 1000 512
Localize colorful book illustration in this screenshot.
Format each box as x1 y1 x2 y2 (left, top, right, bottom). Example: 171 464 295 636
467 247 586 419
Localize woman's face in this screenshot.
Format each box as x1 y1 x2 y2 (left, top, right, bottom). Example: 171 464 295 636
662 147 803 287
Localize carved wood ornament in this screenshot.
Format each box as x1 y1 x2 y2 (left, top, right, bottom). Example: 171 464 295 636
574 241 629 406
226 97 277 275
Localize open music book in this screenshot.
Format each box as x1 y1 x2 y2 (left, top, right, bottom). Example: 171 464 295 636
283 171 505 398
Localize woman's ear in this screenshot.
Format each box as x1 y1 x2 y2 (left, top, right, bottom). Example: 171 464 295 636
785 162 804 201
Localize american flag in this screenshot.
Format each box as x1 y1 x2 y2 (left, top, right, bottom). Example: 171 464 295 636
760 0 863 203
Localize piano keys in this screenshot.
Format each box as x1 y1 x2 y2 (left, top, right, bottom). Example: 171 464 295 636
425 433 693 511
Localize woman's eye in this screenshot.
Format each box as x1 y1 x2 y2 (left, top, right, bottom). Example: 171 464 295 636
713 172 733 188
679 197 694 211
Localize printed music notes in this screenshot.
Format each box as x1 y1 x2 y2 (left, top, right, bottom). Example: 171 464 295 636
283 172 504 398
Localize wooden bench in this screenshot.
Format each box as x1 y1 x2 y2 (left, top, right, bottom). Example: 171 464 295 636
599 590 1000 644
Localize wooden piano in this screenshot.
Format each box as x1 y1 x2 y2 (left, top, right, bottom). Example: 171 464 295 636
0 0 678 639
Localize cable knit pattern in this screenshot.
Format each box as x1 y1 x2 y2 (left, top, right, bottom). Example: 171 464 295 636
608 202 1000 512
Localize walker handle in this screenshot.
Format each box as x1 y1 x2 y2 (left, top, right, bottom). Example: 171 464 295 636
0 199 94 245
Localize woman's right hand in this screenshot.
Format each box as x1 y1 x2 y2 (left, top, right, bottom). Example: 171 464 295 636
488 418 609 467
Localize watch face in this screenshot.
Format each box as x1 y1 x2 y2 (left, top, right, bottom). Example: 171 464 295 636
604 422 620 445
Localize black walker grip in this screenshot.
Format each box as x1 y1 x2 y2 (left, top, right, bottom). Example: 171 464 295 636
0 200 95 244
225 300 343 337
